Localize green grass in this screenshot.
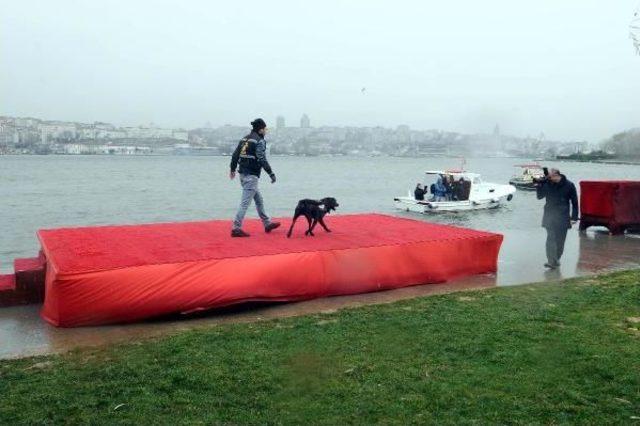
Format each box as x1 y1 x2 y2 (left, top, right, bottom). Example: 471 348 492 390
1 271 640 425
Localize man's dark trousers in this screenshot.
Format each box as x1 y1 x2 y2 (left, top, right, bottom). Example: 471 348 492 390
545 225 568 266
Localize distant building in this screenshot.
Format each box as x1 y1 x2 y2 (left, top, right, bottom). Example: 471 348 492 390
276 115 285 129
396 124 410 134
172 129 189 141
40 123 77 144
395 125 410 143
0 125 18 144
493 124 502 151
300 114 310 128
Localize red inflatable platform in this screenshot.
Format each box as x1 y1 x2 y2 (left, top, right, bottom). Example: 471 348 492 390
580 181 640 234
38 214 503 327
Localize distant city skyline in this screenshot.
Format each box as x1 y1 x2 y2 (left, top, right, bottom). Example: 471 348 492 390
0 113 624 144
1 109 636 143
2 1 639 142
1 112 598 159
2 112 576 141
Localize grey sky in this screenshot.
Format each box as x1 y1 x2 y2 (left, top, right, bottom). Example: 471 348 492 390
2 0 639 141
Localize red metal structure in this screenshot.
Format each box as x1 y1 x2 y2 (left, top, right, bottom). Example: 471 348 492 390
580 181 640 234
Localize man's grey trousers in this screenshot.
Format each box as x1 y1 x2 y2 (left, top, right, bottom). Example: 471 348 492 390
233 174 271 230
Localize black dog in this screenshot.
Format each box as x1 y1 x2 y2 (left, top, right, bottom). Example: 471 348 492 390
286 197 339 238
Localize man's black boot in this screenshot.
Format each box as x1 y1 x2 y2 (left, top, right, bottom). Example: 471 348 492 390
231 229 250 237
265 222 281 233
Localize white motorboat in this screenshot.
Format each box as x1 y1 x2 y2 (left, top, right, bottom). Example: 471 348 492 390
394 170 516 213
508 163 544 191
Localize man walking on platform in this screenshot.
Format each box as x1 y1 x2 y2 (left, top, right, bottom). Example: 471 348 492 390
536 168 579 269
229 118 280 237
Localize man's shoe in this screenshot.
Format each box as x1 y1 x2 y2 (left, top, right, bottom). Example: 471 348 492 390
231 229 250 238
544 262 558 269
265 222 281 233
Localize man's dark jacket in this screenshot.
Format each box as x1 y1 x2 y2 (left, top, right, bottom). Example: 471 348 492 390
230 131 273 177
536 175 579 229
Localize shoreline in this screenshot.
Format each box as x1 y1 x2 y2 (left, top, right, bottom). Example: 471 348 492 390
1 267 638 360
555 158 640 166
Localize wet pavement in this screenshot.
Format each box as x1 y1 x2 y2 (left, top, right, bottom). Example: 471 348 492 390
1 227 639 360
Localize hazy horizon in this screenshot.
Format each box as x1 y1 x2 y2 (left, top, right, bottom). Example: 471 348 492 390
2 1 639 142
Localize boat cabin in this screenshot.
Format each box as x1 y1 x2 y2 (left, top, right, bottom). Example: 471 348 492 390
513 164 544 179
420 170 476 202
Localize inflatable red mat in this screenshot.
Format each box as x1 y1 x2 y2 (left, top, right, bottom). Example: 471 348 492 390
38 214 503 327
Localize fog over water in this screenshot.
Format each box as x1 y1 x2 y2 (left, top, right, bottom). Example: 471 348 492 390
2 1 639 141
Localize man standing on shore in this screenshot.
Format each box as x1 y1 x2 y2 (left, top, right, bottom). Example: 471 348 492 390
229 118 280 237
536 168 579 269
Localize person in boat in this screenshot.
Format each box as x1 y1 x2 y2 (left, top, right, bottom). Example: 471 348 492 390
452 177 465 201
433 174 447 201
414 183 426 201
229 118 281 237
461 178 471 200
536 168 579 269
443 175 453 200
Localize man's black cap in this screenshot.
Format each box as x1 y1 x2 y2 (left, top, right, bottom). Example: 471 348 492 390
251 118 267 131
